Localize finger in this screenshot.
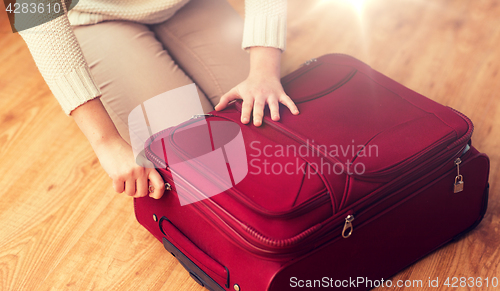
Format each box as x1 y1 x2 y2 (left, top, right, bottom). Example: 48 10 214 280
148 169 165 199
268 98 280 121
135 175 149 198
253 98 266 127
113 178 125 193
215 88 240 111
125 179 136 197
280 94 300 115
241 98 253 124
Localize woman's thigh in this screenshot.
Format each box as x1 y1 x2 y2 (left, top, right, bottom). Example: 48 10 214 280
72 21 214 145
151 0 250 106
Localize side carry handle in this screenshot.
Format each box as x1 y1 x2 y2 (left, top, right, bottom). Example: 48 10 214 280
159 216 229 290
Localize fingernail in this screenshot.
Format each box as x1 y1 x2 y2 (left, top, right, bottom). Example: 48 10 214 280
242 118 249 123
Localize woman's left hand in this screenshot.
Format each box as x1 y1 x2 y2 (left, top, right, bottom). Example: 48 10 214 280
215 47 299 126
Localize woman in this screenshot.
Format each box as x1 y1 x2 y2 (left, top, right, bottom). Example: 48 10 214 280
19 0 298 200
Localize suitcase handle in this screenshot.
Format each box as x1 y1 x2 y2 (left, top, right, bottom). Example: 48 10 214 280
158 216 230 289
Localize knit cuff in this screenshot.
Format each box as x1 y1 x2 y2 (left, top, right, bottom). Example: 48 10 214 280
242 14 287 51
67 10 107 25
50 66 102 115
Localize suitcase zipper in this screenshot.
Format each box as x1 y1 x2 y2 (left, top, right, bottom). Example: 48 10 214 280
154 146 333 253
190 114 214 119
343 143 471 236
145 130 334 253
159 169 331 254
144 141 470 256
249 114 470 239
145 135 470 256
301 58 317 66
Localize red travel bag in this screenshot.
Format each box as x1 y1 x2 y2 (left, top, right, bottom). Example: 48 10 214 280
134 54 489 291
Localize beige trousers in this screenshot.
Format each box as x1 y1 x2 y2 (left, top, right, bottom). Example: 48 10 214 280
72 0 250 145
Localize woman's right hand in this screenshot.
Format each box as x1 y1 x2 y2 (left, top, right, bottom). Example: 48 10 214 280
71 98 165 199
94 137 165 199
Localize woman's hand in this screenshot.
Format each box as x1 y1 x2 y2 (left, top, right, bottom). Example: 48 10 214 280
215 47 299 126
93 137 165 199
71 98 165 199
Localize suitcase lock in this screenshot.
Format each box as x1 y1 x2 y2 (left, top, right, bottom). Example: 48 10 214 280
454 158 464 193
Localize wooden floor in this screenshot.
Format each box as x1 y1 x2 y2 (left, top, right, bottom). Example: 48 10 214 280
0 0 499 290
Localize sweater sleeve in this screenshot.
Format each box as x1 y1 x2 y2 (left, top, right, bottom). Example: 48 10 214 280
18 2 101 115
242 0 287 51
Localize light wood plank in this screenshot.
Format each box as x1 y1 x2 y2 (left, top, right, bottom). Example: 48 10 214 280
1 0 499 290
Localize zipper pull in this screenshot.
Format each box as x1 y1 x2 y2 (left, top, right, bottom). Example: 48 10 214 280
165 182 172 191
301 58 317 67
342 214 355 238
191 114 214 119
454 158 464 193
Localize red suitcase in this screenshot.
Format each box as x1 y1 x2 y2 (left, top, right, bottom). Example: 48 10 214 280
134 54 489 291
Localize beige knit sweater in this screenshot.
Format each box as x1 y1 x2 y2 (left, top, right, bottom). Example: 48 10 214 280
18 0 287 115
